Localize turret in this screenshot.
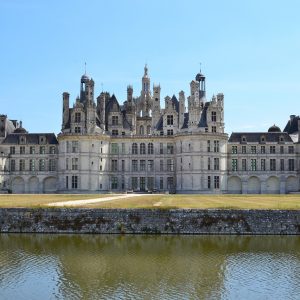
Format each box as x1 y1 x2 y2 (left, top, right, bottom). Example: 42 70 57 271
142 64 150 95
195 72 206 100
62 92 70 130
179 91 185 129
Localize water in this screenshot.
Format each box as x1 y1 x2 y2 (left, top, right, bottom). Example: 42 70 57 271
0 234 300 300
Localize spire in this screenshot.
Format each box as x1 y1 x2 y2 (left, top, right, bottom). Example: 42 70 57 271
144 64 148 77
84 62 87 75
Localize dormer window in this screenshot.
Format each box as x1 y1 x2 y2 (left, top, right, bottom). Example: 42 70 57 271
39 136 46 145
75 112 81 123
19 136 26 144
279 136 284 143
241 136 247 143
211 111 217 122
112 116 118 126
167 115 173 125
260 136 266 144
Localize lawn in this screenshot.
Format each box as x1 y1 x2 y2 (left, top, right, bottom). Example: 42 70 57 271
1 194 300 210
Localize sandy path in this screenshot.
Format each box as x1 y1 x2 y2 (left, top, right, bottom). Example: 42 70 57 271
48 193 149 207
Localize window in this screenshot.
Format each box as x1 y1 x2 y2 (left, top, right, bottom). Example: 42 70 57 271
280 146 284 154
207 140 211 152
72 158 78 170
167 129 173 136
49 159 56 171
288 159 294 171
66 158 69 170
232 159 238 171
66 176 69 189
261 159 266 171
121 160 125 172
211 126 216 133
160 160 164 171
167 159 174 171
261 146 265 154
214 141 219 153
148 143 154 154
75 112 81 123
49 146 56 154
167 115 174 125
242 146 246 154
160 143 164 154
72 141 79 153
214 176 220 189
160 177 164 190
251 146 256 154
139 126 144 135
132 160 138 172
140 160 146 171
39 159 45 171
111 160 118 171
250 159 257 171
148 160 154 172
211 111 217 122
19 159 25 171
132 143 138 154
132 177 138 190
231 146 237 154
40 146 45 154
112 129 118 136
270 146 276 154
30 146 35 154
208 157 211 170
280 159 285 171
140 143 146 154
111 177 118 189
75 127 81 133
72 175 78 189
214 158 219 170
10 159 15 171
111 143 119 154
112 116 118 125
242 159 247 171
148 177 154 190
30 159 35 171
288 146 294 154
208 176 211 189
270 159 276 171
20 146 25 154
147 125 151 135
167 143 174 154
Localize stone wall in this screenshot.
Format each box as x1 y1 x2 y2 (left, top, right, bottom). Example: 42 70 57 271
0 208 300 235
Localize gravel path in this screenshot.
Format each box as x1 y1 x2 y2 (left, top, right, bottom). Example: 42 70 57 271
48 193 149 207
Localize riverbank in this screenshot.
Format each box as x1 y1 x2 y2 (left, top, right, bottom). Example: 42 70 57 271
0 208 300 235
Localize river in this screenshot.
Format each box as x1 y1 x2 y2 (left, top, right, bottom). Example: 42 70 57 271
0 234 300 299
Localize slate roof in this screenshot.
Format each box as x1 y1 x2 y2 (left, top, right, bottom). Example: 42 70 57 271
198 102 209 128
182 113 189 129
156 115 163 131
106 94 120 113
228 132 293 143
171 95 179 113
284 116 300 134
2 133 58 145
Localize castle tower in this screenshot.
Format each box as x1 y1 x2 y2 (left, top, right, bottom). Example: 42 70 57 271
152 84 161 128
179 90 185 129
62 92 70 130
195 72 206 101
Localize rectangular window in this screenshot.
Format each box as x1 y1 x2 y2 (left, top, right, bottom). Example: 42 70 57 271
261 159 266 171
160 143 163 154
167 159 174 171
214 141 219 153
270 159 276 171
10 159 15 171
207 140 211 152
131 177 137 190
208 157 211 170
167 143 174 154
242 146 246 154
160 177 164 190
211 111 217 122
261 146 265 154
72 175 78 189
40 146 45 154
242 159 247 171
75 112 81 123
112 129 118 136
232 159 238 171
121 143 125 154
10 146 15 154
288 146 294 154
231 146 237 154
212 126 216 133
66 176 69 189
20 146 25 154
30 146 35 154
49 159 56 171
280 146 284 154
72 158 78 170
112 115 118 125
121 160 125 172
250 159 257 171
66 158 69 170
167 129 173 136
214 158 219 171
111 159 118 172
270 146 276 154
39 159 45 171
288 159 294 171
111 143 119 154
140 160 146 171
208 176 211 189
132 160 138 172
49 146 56 154
19 159 25 171
75 126 81 133
148 160 154 172
160 159 164 171
72 141 79 153
251 146 256 154
280 159 285 171
167 115 174 125
147 177 154 190
140 177 146 190
30 159 35 171
214 176 220 189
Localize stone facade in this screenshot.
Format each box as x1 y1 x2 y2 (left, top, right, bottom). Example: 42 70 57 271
0 66 299 194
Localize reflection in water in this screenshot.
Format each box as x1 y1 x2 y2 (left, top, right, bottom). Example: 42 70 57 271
0 234 300 299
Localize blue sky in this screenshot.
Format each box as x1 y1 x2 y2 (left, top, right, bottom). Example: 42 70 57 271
1 0 300 134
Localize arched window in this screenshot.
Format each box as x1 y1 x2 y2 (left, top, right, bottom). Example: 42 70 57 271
147 125 151 135
148 143 154 155
140 125 144 135
140 143 146 154
132 143 138 154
